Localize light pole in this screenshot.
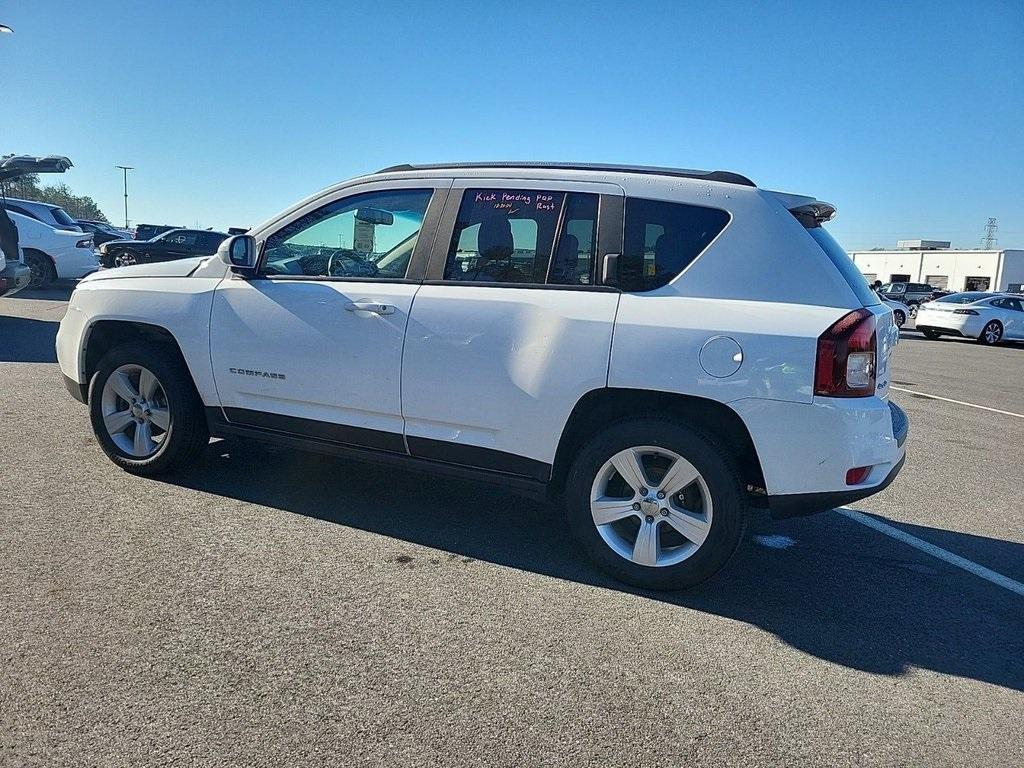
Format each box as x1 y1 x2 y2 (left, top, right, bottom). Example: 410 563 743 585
115 165 134 229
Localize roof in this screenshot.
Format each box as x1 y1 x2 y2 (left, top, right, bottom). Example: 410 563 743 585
376 161 756 187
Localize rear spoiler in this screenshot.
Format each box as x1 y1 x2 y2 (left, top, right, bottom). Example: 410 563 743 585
769 190 836 228
0 155 73 182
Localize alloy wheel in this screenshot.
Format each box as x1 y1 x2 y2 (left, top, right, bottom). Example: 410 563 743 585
590 446 713 568
113 251 137 267
100 364 170 457
984 322 1002 344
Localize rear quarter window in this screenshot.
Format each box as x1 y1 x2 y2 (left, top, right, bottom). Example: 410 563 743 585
621 198 729 291
807 227 880 306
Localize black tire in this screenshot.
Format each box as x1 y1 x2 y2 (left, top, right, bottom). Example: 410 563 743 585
921 329 942 340
893 310 906 328
24 250 55 289
978 320 1003 346
88 342 209 476
112 250 138 268
564 418 747 591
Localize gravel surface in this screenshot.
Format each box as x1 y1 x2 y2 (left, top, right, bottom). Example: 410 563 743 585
2 286 1022 767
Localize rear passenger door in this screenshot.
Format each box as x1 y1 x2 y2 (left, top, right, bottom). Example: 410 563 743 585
401 179 624 480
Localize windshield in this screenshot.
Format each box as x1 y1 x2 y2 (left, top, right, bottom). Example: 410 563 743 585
936 292 990 304
807 227 880 306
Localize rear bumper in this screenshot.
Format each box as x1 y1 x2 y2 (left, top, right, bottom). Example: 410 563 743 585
767 401 909 518
915 311 982 338
0 262 31 296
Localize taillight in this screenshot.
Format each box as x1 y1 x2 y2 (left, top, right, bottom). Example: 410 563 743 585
814 308 877 397
953 309 979 315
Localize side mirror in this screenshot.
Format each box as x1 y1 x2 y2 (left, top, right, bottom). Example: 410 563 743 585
218 234 257 273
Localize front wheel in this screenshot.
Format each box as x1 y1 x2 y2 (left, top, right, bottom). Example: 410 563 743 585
564 418 747 591
979 320 1003 345
908 302 919 319
893 309 906 327
88 342 209 475
113 250 138 268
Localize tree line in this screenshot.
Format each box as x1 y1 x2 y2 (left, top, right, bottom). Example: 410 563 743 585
1 171 109 222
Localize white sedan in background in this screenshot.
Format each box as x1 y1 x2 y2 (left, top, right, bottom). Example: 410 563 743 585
877 292 908 327
916 292 1024 345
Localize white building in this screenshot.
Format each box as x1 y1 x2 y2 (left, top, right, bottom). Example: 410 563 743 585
849 240 1024 293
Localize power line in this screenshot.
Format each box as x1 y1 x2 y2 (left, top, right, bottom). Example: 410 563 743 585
982 218 998 249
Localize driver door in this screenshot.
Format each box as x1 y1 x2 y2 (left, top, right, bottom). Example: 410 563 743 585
210 179 451 450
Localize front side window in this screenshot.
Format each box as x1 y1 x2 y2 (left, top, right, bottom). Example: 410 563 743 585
620 197 730 291
443 188 598 285
262 188 432 279
168 231 199 246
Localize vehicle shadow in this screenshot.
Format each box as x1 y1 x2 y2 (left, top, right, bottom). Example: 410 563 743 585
165 439 1024 693
0 315 58 362
3 282 76 302
900 331 1024 350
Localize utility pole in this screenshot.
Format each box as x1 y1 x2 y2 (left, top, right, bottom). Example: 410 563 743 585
982 218 998 249
115 165 134 229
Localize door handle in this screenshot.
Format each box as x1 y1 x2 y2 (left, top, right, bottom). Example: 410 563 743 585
345 301 396 315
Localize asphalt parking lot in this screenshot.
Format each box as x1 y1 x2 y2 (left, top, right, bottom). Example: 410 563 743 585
2 286 1022 767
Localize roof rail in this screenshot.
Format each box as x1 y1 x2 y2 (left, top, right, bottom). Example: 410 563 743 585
376 161 756 187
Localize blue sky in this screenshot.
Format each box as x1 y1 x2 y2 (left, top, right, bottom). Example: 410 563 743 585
2 1 1021 249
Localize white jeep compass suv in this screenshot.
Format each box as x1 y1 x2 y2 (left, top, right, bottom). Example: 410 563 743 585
56 162 907 590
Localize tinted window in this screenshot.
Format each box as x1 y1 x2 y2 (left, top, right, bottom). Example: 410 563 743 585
621 198 729 291
3 203 40 221
197 232 227 252
263 188 432 279
167 230 198 246
443 189 597 285
1006 298 1023 312
50 207 79 229
807 227 880 306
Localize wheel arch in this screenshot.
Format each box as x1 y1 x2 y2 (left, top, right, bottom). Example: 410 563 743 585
22 247 57 270
82 320 197 403
549 388 766 500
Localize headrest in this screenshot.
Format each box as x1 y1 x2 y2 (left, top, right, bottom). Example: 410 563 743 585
477 217 514 261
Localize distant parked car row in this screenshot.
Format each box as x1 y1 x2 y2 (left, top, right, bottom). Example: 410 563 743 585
98 228 229 268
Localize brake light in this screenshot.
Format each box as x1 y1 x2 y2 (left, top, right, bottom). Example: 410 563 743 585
814 308 877 397
953 309 979 315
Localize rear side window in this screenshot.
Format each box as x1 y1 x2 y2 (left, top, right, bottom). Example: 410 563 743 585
444 189 598 285
807 228 880 306
620 198 729 291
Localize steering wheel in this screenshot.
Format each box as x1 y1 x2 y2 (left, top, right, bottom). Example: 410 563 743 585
326 249 377 278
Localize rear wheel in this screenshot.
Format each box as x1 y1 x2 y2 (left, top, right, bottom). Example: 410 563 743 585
564 418 747 591
979 320 1002 346
921 329 942 340
24 250 55 289
88 342 208 475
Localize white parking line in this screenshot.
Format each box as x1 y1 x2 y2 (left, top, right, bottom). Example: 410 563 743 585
838 507 1024 598
890 387 1024 420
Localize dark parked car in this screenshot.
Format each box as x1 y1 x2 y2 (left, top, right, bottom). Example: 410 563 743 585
76 220 126 246
133 223 180 241
99 228 229 268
